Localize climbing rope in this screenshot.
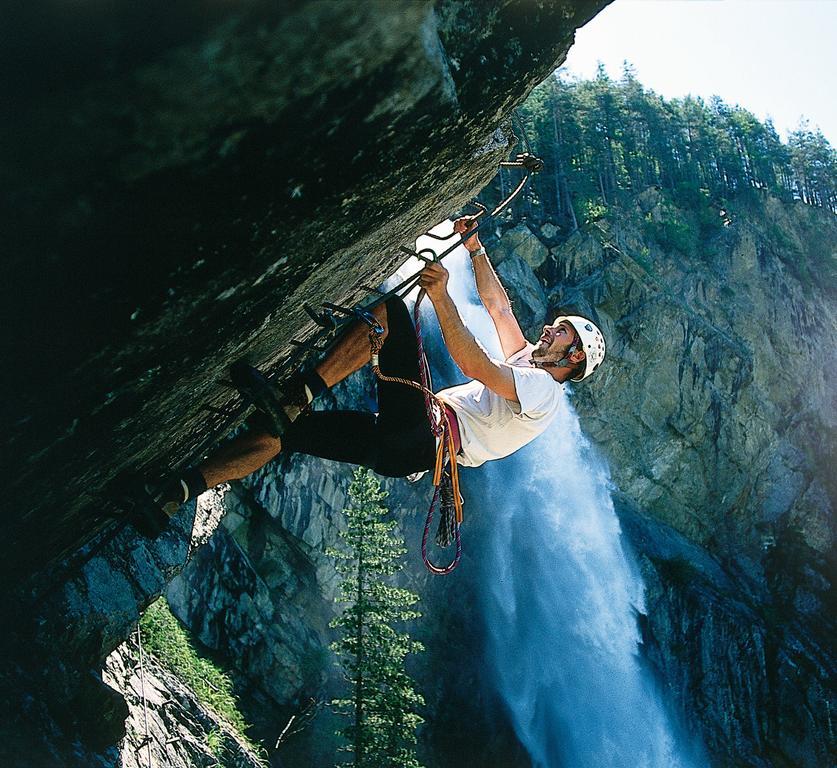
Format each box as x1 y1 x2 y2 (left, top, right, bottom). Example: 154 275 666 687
206 149 541 575
291 151 543 575
367 293 463 575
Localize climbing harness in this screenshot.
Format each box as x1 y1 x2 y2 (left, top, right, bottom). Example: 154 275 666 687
322 149 543 574
202 148 542 576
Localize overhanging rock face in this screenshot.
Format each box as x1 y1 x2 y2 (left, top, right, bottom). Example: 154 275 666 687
1 0 610 582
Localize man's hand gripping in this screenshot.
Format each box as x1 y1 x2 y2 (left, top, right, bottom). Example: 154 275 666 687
417 215 480 300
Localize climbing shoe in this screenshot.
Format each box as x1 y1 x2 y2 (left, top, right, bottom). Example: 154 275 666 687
229 360 293 438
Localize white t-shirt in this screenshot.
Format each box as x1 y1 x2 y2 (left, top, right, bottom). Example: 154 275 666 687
437 343 563 467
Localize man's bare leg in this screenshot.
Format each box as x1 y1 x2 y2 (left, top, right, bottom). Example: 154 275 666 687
315 303 388 387
199 430 283 488
196 303 390 488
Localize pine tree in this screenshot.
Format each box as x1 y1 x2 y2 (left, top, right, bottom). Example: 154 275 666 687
328 468 425 768
509 70 836 243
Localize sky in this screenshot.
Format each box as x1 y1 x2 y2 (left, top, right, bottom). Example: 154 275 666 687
560 0 836 145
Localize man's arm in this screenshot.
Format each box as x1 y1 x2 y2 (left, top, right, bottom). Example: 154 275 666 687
419 262 518 403
454 217 528 359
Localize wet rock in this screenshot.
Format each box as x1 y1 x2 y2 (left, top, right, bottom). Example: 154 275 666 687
621 503 834 768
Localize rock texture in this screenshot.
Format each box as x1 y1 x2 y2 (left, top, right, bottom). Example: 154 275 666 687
0 502 195 767
620 501 834 768
555 192 836 558
103 642 264 768
6 185 832 766
168 438 528 768
2 0 608 584
0 2 612 764
3 2 832 766
167 189 835 768
486 187 836 767
168 483 335 710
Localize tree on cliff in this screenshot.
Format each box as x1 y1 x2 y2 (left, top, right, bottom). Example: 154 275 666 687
328 468 425 768
511 70 837 222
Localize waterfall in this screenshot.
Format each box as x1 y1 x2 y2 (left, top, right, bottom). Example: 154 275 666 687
476 420 704 768
396 221 706 768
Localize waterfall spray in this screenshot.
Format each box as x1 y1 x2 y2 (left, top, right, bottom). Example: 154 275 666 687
477 423 705 767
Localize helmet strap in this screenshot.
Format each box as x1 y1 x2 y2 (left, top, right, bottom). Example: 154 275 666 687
532 356 575 370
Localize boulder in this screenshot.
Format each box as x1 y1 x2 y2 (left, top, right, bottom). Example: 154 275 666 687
492 221 549 269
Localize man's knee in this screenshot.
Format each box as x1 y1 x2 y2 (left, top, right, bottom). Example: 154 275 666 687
381 295 415 342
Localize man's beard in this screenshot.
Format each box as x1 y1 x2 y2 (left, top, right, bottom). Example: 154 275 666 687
531 340 567 365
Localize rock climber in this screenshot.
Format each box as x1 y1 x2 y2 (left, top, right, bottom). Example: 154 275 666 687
129 217 606 536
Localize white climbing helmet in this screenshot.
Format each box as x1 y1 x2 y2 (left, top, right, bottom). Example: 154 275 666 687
554 314 606 382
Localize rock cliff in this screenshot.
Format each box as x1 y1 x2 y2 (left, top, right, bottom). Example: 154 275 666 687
168 188 835 767
103 641 265 768
2 2 833 766
2 0 607 582
0 1 612 765
487 186 835 766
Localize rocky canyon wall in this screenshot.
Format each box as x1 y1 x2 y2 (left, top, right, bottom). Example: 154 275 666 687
169 189 835 767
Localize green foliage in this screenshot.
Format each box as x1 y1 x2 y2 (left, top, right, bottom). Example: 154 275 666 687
507 69 837 238
206 729 226 759
328 468 425 768
788 122 837 208
633 246 653 273
644 203 698 258
581 199 608 225
139 598 263 758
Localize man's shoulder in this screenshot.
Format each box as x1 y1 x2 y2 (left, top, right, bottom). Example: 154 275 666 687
509 363 563 416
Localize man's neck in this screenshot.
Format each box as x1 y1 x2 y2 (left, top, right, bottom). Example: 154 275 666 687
531 357 574 383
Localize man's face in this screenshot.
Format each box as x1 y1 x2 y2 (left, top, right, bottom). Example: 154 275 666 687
532 320 579 364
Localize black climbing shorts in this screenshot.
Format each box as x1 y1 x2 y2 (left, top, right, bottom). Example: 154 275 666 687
280 296 437 477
